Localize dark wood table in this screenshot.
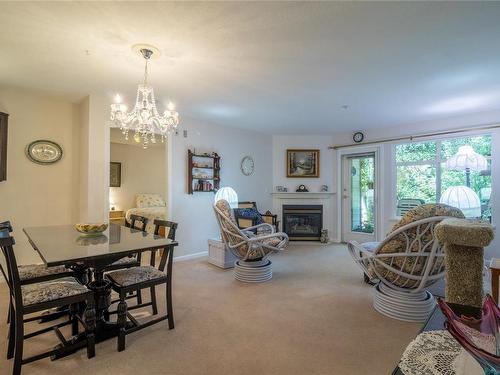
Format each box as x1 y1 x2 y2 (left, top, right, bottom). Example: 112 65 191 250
391 302 481 375
23 223 177 358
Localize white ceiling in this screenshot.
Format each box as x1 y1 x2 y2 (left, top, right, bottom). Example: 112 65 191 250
1 2 500 134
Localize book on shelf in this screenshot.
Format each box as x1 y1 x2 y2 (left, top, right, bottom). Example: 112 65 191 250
194 179 213 192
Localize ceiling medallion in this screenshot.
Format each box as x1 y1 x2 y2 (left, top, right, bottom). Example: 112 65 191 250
110 46 179 149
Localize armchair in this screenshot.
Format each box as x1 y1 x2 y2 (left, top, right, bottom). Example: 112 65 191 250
347 203 464 322
214 199 288 282
234 201 279 232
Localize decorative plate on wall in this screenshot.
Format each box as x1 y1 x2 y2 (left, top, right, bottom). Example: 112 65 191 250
26 140 63 165
240 155 255 176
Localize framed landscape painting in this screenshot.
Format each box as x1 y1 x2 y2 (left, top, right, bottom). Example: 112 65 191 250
110 162 122 187
286 149 320 178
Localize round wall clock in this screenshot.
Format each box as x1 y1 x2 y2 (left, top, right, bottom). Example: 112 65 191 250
240 156 255 176
353 132 365 143
26 140 63 165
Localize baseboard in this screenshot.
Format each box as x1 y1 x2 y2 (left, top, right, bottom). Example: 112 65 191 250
173 251 208 262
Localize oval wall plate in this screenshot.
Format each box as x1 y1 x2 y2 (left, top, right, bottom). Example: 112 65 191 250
26 140 63 165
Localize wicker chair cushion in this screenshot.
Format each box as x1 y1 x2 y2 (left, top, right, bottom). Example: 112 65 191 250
106 266 166 287
18 264 70 281
21 277 88 306
372 203 464 288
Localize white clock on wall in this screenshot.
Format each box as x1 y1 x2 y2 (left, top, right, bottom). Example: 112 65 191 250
240 156 255 176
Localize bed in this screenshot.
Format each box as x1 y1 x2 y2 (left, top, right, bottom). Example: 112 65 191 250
125 194 167 234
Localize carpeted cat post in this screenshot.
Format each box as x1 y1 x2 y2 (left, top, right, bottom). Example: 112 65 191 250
435 218 494 307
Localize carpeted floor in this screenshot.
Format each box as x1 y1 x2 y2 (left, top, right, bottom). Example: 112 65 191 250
0 244 421 375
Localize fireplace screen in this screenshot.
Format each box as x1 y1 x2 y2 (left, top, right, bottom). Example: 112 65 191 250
282 205 323 241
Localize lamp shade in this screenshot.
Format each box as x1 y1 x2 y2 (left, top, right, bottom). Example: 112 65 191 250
439 186 481 218
214 187 238 209
445 145 487 171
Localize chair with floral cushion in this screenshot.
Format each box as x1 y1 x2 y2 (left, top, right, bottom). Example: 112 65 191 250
213 199 288 282
234 201 279 232
347 203 464 322
0 229 96 375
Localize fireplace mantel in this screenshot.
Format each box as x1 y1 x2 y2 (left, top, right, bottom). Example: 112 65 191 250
271 192 336 199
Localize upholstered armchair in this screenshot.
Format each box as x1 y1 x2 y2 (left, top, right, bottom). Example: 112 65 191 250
214 199 288 282
347 203 464 322
233 201 279 233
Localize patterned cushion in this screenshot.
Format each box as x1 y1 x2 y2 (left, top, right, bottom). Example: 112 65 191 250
106 266 166 287
136 194 166 208
372 203 464 288
233 208 264 225
18 264 70 281
21 277 89 306
262 237 281 247
111 256 139 266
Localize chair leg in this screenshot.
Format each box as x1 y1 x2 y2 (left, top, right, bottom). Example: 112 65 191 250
13 311 24 375
150 286 158 315
6 297 11 324
84 298 96 359
70 303 79 336
117 294 127 352
166 282 174 330
7 304 15 360
136 289 143 305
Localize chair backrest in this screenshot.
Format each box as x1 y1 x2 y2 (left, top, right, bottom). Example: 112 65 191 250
153 219 178 241
0 227 23 313
238 201 257 209
129 214 148 232
213 200 249 256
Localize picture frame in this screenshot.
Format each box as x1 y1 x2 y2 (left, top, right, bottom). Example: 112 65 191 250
286 149 320 178
0 112 8 182
110 162 122 187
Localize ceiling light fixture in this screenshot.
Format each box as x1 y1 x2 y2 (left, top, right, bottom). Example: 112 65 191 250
110 47 179 149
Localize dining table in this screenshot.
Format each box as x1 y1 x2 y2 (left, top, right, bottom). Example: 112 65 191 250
23 223 177 359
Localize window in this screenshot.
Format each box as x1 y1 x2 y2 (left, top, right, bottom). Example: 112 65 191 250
395 135 491 219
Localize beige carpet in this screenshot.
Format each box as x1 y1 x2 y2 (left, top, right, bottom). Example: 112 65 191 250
0 244 421 375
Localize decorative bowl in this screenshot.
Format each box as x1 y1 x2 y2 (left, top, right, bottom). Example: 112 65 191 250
74 223 108 236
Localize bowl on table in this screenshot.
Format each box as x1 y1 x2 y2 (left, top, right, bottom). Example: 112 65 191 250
74 223 108 236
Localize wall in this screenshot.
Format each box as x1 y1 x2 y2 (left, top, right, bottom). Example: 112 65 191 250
109 140 166 212
0 87 81 264
170 118 273 258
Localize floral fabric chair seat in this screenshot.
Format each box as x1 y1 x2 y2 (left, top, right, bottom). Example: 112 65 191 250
18 264 70 281
21 277 89 306
106 266 166 287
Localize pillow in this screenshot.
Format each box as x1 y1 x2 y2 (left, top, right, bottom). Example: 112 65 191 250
136 194 166 208
233 208 264 225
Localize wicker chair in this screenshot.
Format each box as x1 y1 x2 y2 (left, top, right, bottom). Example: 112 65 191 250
347 203 464 322
213 199 288 282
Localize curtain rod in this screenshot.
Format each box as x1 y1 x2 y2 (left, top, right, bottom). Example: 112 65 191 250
329 123 500 150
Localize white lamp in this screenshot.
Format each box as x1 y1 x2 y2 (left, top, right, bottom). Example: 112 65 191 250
440 186 481 218
445 145 487 187
214 187 239 209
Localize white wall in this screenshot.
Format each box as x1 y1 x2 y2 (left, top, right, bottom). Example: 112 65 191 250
110 141 166 212
0 87 81 264
170 118 273 257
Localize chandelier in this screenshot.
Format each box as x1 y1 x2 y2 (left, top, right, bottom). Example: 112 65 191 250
110 48 179 149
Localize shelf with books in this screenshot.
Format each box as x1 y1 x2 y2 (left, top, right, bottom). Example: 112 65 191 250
188 149 220 194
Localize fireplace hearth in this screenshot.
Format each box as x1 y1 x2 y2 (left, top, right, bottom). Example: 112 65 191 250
282 205 323 241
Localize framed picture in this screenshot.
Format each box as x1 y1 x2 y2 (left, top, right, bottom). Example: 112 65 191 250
110 162 122 187
0 112 8 182
286 149 320 178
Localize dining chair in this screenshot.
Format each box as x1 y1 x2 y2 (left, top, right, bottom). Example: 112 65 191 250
0 221 74 325
104 234 175 352
0 229 96 375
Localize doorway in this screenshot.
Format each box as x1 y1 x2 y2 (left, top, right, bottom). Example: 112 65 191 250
341 152 377 243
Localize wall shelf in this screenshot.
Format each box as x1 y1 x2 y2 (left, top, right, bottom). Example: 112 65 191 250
188 149 220 194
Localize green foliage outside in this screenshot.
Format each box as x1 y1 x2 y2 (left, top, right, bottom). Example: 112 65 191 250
395 135 491 219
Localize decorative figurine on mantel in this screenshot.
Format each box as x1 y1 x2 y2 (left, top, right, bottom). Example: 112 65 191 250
296 184 308 192
320 185 328 192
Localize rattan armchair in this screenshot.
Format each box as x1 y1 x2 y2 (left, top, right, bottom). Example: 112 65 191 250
213 199 288 282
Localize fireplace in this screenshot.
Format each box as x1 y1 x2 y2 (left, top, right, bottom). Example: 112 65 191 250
282 205 323 241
